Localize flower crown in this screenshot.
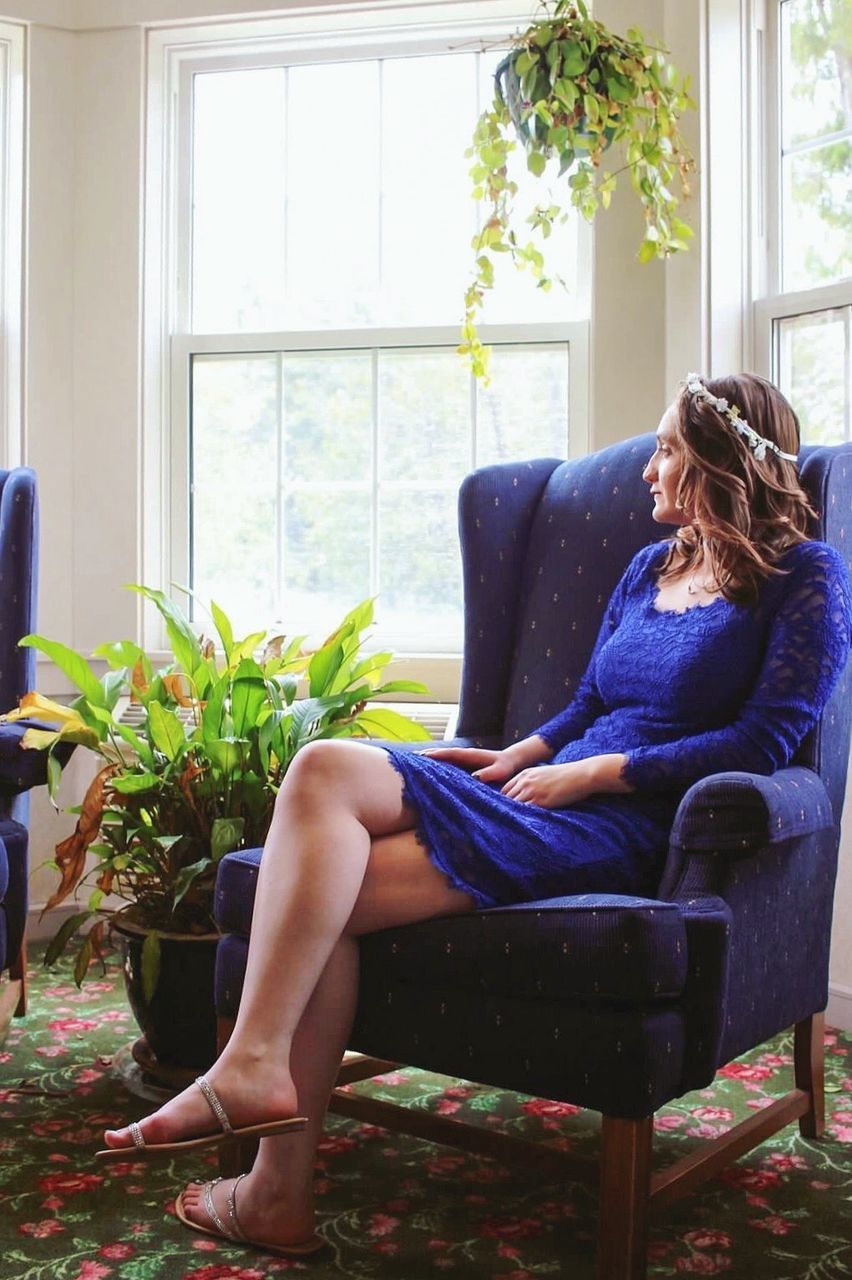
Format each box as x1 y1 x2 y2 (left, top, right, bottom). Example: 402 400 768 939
685 373 798 463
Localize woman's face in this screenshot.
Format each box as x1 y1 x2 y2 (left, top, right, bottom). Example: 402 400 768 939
643 404 687 525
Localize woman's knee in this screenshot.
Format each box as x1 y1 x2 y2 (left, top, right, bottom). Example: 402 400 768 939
277 740 366 810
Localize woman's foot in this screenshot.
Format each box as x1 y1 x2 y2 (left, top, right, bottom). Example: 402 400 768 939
177 1171 321 1255
102 1061 299 1152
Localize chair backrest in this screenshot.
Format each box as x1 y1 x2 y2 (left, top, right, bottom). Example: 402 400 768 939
457 437 852 828
0 468 38 716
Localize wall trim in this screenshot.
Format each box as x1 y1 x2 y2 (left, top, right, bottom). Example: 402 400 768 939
27 899 85 943
827 983 852 1035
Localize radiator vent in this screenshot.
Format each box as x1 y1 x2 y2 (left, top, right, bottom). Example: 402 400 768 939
114 698 456 741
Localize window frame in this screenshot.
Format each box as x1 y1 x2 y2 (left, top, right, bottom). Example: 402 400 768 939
145 4 591 687
752 0 852 437
0 20 25 469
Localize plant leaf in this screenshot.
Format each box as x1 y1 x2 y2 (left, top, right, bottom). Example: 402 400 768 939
147 701 186 762
230 663 269 737
308 641 344 698
18 637 107 706
43 766 118 911
129 585 202 677
46 753 63 806
141 930 161 1003
113 721 155 769
73 933 94 988
204 738 247 775
210 600 234 662
210 816 245 863
351 707 432 741
43 910 93 968
172 857 213 908
110 772 163 795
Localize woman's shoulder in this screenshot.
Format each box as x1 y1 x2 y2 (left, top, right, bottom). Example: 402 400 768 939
771 540 852 628
614 540 670 595
629 539 671 574
776 539 850 585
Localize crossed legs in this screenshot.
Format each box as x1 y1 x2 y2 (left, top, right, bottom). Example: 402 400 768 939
103 740 474 1248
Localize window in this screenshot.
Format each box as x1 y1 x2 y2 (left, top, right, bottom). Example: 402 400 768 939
154 9 589 661
756 0 851 444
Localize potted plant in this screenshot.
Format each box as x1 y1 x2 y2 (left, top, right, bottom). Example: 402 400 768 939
1 588 429 1075
460 0 695 378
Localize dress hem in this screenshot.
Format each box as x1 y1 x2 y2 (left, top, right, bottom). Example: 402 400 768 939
384 749 495 910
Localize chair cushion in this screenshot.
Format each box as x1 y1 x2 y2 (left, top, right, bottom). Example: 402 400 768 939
359 895 688 1003
216 848 688 1004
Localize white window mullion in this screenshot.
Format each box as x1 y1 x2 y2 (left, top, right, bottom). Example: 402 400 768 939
371 347 381 609
276 351 285 618
839 308 844 445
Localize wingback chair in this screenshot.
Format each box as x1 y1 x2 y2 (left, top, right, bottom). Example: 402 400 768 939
214 435 852 1280
0 468 46 1037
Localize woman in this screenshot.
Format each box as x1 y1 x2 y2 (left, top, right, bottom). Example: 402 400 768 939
99 372 851 1257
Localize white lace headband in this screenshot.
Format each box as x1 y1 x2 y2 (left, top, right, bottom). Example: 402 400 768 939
685 373 798 463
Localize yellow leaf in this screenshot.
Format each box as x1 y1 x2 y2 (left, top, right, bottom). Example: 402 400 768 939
130 656 149 703
21 727 62 750
162 673 194 707
1 691 82 726
43 765 118 912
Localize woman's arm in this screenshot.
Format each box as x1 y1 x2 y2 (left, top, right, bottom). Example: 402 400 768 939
623 544 852 794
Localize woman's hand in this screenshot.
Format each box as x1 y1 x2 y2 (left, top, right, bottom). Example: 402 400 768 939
501 754 631 808
422 746 518 784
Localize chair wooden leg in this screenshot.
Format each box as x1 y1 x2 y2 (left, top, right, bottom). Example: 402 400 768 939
795 1013 825 1139
10 938 27 1017
597 1115 653 1280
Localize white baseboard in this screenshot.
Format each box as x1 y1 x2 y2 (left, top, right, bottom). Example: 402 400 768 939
27 901 87 943
827 983 852 1034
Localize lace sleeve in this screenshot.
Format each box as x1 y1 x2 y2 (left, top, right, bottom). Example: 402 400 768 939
623 543 852 794
534 544 659 754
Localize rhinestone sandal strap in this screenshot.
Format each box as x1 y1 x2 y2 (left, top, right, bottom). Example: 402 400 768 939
225 1172 249 1242
128 1121 145 1149
202 1178 238 1242
193 1074 233 1134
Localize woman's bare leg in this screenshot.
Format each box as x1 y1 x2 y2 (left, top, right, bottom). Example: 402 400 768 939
180 824 471 1246
104 742 472 1174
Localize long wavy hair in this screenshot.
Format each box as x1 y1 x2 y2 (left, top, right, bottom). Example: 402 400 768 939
659 372 817 605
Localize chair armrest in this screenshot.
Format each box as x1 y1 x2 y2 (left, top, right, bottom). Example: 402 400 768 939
659 766 833 897
0 723 74 796
657 768 838 1064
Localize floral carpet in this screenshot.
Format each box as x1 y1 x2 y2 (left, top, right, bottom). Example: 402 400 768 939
1 948 851 1280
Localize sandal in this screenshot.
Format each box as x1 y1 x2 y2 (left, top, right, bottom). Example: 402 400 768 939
175 1173 325 1257
95 1074 308 1160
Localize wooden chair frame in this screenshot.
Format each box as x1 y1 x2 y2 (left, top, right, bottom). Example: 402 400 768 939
217 1012 824 1280
0 938 27 1044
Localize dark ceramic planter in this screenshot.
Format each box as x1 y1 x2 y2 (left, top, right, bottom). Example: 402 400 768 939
113 915 219 1078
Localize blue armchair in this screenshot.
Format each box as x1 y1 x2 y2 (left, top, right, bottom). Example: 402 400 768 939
214 435 851 1280
0 468 46 1037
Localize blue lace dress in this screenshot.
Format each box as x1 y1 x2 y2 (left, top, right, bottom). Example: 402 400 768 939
384 540 852 909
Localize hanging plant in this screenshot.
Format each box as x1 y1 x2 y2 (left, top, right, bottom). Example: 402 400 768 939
460 0 696 378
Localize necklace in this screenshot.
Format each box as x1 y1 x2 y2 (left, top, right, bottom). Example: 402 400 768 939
687 571 720 596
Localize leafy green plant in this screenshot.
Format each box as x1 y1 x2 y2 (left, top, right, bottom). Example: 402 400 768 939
2 590 429 990
460 0 695 378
